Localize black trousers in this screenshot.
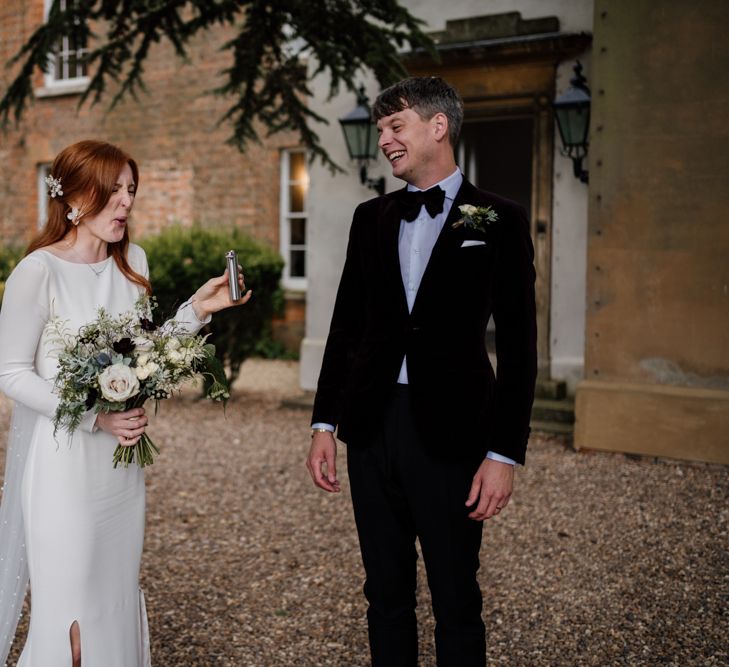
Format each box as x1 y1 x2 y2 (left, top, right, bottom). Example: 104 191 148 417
346 386 486 667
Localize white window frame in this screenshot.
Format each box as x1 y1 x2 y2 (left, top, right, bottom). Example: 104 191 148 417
279 148 309 291
36 0 89 98
37 163 52 229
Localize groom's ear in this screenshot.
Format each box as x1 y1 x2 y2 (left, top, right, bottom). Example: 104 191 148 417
431 112 450 143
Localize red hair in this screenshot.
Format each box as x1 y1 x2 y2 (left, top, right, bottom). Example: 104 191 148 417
27 139 152 294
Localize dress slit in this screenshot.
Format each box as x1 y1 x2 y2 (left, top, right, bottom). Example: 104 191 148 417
69 620 81 667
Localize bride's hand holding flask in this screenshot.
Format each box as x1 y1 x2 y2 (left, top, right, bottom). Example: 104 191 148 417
190 251 252 320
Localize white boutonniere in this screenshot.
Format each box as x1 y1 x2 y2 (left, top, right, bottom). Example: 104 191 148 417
452 204 498 232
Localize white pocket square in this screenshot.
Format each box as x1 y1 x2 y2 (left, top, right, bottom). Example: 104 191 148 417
460 240 486 248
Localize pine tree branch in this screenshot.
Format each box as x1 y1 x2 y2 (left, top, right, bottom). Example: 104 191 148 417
0 0 437 168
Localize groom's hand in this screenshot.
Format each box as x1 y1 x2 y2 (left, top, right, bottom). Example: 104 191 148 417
306 431 341 493
465 458 514 521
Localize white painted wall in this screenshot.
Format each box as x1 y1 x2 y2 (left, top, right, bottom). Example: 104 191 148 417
551 54 591 394
301 0 594 392
299 74 384 389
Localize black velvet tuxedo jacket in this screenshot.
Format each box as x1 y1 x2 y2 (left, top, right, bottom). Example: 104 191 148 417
312 179 537 465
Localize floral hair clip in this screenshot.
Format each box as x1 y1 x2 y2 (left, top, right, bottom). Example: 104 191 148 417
44 174 63 198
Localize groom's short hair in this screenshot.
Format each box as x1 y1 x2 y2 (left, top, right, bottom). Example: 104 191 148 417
373 77 464 147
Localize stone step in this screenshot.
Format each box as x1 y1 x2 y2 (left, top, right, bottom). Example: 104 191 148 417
283 394 576 435
534 378 568 400
530 419 574 437
530 397 575 425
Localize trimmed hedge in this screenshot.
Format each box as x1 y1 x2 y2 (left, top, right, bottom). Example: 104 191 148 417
140 226 284 384
0 228 283 382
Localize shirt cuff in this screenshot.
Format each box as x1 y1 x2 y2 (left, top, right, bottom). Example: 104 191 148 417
311 423 335 432
486 451 517 466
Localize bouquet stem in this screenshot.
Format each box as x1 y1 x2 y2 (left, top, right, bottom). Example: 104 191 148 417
112 433 160 469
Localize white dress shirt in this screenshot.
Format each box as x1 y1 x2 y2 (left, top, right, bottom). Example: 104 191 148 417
314 168 516 466
396 168 462 382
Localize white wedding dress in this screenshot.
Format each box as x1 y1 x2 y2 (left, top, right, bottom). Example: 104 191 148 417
0 244 207 666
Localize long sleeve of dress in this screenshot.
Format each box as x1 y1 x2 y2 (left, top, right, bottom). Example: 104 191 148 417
0 256 97 431
131 244 211 334
169 297 212 333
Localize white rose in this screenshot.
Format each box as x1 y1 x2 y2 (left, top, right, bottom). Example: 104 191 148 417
134 362 159 381
165 337 181 352
167 349 183 363
98 363 140 402
133 336 154 353
136 353 150 367
459 204 477 215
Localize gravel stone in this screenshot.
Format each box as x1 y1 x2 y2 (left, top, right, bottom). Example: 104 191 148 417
1 359 727 666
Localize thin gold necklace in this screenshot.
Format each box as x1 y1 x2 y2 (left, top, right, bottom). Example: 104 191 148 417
65 241 110 278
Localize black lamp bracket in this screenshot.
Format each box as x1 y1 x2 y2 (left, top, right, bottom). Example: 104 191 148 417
570 156 589 184
559 148 589 184
359 163 385 196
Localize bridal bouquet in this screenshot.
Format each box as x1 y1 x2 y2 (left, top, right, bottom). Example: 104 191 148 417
50 295 229 468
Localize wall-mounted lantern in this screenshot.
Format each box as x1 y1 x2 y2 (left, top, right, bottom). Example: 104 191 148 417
554 61 591 184
338 87 385 196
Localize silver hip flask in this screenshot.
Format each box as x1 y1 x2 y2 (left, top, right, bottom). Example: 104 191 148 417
225 250 241 302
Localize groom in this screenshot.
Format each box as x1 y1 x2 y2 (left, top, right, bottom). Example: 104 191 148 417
306 76 537 666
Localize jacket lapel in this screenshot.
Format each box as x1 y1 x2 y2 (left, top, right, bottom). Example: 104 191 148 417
410 179 478 318
378 191 409 318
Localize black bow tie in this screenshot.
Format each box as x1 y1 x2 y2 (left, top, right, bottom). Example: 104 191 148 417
397 186 446 222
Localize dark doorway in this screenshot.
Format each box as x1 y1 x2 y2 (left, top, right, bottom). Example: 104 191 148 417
457 115 535 356
457 116 533 213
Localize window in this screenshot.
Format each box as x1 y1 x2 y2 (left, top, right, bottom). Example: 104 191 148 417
39 0 89 95
37 163 51 229
280 149 308 290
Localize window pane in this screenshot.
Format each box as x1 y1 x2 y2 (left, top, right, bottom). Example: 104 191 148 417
290 250 306 278
49 1 88 82
290 218 306 245
54 50 63 79
289 151 306 182
290 183 305 213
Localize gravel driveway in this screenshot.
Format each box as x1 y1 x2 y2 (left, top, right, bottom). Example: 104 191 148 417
2 359 727 666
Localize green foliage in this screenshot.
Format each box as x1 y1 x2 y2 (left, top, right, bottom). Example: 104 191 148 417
0 244 25 307
139 226 284 383
0 0 436 170
253 337 299 361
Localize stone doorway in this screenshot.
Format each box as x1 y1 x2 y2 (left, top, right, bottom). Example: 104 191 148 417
404 11 590 379
457 114 535 356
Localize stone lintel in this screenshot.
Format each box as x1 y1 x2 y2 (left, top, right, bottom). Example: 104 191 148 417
430 12 560 45
403 32 592 69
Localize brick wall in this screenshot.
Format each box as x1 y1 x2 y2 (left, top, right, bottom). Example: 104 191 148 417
0 0 298 249
0 1 307 353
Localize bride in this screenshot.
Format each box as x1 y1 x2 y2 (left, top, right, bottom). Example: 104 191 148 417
0 139 251 666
